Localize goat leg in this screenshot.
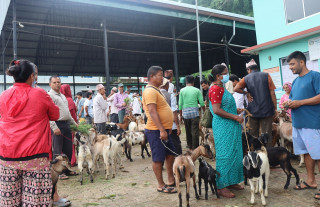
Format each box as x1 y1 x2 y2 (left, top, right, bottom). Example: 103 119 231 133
211 180 220 198
259 177 266 206
193 176 200 200
88 159 94 183
249 180 255 204
140 144 145 159
289 164 300 186
204 178 209 200
145 143 151 157
175 175 182 207
186 180 190 207
198 175 202 195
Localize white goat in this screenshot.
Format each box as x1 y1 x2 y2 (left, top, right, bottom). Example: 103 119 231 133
103 135 126 179
128 121 138 132
243 146 270 206
74 132 94 185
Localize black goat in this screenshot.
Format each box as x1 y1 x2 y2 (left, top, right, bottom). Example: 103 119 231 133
252 136 300 189
198 158 220 200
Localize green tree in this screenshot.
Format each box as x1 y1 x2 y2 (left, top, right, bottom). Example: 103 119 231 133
171 0 253 17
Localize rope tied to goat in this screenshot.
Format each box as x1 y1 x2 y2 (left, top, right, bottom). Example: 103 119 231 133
242 108 252 153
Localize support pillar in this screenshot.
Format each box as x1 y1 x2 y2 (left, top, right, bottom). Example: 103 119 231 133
73 74 76 97
195 0 203 90
103 19 110 94
12 0 17 60
171 25 180 92
224 35 230 72
137 73 140 95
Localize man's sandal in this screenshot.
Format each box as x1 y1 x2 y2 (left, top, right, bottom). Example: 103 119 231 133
315 192 320 200
157 185 177 194
294 181 317 190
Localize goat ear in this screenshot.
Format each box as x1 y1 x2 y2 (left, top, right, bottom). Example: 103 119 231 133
243 156 250 170
75 133 81 139
50 159 59 164
257 155 263 169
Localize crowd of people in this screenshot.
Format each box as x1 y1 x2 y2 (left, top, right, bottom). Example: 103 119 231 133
0 50 319 206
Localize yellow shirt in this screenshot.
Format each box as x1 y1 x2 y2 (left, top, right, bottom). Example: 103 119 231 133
142 85 173 130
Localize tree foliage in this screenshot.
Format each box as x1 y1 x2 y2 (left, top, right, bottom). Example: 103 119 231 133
171 0 253 17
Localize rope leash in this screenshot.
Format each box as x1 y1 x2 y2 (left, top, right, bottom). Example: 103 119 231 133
242 108 252 153
160 139 180 157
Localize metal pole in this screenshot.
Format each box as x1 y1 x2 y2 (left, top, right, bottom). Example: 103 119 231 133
195 0 203 90
12 0 17 60
137 73 140 95
103 19 110 94
73 74 76 97
224 35 230 73
2 30 6 90
171 25 180 92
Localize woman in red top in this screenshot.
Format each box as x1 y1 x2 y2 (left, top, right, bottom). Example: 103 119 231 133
60 84 78 167
0 60 59 206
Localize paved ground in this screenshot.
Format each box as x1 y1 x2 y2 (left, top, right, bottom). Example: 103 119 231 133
58 127 320 207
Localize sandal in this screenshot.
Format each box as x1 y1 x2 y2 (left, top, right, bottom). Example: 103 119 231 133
167 182 176 187
315 192 320 200
294 181 317 190
227 184 244 190
53 198 71 207
59 174 69 180
157 185 177 194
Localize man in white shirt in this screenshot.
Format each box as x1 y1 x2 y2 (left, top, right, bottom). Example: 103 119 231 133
93 84 109 134
165 70 175 94
230 74 247 127
107 87 119 123
84 92 93 124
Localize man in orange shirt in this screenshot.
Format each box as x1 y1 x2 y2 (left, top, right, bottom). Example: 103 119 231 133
142 66 176 194
234 60 277 147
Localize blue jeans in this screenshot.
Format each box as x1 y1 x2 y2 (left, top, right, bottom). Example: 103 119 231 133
118 109 126 123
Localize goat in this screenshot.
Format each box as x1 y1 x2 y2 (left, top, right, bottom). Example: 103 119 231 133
252 135 300 189
243 146 270 206
136 115 146 132
75 132 94 185
272 123 281 147
124 131 151 159
128 121 138 132
278 110 304 167
116 115 131 130
103 135 126 179
51 154 73 200
173 144 213 207
109 129 133 162
203 128 215 159
198 158 220 200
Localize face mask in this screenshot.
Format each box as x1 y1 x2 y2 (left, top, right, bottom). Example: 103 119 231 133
221 74 229 83
32 80 37 88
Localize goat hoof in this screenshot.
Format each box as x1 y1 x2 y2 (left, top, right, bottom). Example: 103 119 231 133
141 156 145 159
130 159 133 162
147 154 151 157
80 181 83 185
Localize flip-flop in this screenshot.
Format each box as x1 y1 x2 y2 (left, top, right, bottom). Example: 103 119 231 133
157 185 177 194
59 174 69 180
53 198 71 207
294 181 317 190
315 192 320 200
167 182 176 187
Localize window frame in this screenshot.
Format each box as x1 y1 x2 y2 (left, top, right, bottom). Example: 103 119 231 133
283 0 320 24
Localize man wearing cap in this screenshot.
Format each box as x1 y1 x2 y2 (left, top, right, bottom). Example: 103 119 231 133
107 87 119 123
234 59 277 146
93 84 109 134
114 83 128 123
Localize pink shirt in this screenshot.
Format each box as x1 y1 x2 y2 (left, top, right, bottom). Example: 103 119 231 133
114 92 128 112
279 94 291 117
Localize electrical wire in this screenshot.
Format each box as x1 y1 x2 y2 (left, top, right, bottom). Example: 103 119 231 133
16 28 225 54
15 21 225 47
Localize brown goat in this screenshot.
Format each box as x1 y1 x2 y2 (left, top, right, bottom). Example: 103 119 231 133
51 154 73 200
116 115 131 130
173 144 213 207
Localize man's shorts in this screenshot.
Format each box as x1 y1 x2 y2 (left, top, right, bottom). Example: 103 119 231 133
292 127 320 160
144 129 176 162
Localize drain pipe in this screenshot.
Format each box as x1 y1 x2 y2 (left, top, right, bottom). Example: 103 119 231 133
228 20 236 44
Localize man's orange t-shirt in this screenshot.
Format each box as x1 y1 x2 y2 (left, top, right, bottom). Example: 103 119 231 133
142 85 173 130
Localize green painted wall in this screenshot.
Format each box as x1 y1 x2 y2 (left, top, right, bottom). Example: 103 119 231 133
252 0 320 44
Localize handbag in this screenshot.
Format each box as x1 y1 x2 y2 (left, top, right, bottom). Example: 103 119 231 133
200 92 213 128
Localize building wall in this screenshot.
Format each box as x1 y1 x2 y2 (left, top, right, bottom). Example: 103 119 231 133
252 0 320 44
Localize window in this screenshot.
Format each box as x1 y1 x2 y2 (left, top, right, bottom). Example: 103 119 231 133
284 0 320 23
